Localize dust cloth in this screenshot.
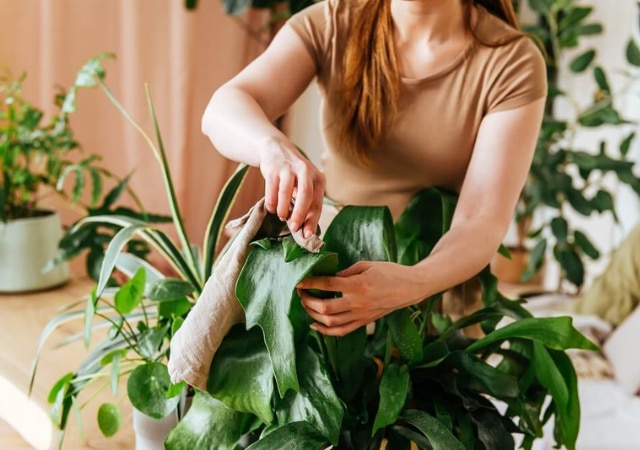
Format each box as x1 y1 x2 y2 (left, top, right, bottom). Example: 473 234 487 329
167 198 324 391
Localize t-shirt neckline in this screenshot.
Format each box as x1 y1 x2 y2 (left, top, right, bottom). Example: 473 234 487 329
399 6 488 85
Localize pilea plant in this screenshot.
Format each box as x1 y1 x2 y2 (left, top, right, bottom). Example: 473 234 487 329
31 55 596 450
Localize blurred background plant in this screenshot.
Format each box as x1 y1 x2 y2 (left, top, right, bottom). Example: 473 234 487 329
512 0 640 292
0 65 170 283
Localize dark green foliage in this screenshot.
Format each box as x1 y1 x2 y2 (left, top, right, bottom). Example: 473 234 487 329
518 0 640 291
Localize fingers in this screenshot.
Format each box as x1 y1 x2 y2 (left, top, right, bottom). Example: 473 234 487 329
310 321 363 337
260 151 324 233
299 292 351 315
289 167 313 232
277 170 295 221
297 275 346 292
263 171 279 214
302 173 325 238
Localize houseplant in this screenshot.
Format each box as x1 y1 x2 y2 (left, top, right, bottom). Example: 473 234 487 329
0 70 104 291
0 64 164 291
31 54 597 449
500 0 640 291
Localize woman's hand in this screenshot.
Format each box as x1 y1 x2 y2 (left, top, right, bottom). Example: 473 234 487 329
258 137 325 239
297 261 427 336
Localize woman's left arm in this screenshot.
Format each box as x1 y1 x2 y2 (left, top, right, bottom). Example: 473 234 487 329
299 98 546 336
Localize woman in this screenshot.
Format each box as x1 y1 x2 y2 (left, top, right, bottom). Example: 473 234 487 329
201 0 546 337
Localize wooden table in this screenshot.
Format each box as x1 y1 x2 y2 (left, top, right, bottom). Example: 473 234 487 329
0 277 135 449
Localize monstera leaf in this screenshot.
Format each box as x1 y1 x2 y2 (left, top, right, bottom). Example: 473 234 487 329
236 241 338 397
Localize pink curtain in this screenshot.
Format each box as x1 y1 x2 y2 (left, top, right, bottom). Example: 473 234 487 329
0 0 268 270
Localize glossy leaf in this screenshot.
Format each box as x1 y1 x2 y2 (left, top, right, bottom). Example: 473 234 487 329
276 345 344 445
127 362 179 419
593 66 610 93
466 317 598 353
403 409 465 450
574 230 600 259
164 391 245 450
246 422 329 450
237 242 338 397
569 49 595 73
208 326 275 424
555 244 585 288
395 188 456 265
627 39 640 66
550 217 568 242
97 403 121 437
114 267 145 314
372 364 409 435
385 310 424 364
148 278 195 302
322 205 395 401
450 351 519 400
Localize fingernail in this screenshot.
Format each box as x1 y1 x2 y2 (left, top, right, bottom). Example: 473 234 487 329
310 324 318 331
303 229 312 239
290 221 299 231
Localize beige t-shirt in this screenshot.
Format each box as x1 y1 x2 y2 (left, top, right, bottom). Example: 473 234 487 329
288 0 547 219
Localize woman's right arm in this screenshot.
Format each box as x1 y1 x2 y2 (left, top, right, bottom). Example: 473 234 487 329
202 25 324 238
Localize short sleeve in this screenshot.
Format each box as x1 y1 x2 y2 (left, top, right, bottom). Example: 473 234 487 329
486 37 548 114
286 1 334 74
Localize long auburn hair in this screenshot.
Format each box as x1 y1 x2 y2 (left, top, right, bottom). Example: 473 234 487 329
337 0 520 162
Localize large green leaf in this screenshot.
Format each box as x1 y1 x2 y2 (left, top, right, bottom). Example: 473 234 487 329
127 362 180 419
164 391 245 450
246 422 329 450
569 49 595 73
237 243 338 396
548 348 581 449
466 317 598 353
403 410 465 450
395 188 457 265
207 326 275 424
322 205 395 401
372 363 409 435
385 310 424 364
449 351 519 400
276 345 344 445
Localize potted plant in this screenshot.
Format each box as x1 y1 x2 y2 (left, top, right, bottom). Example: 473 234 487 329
0 62 160 292
493 0 640 292
31 54 596 449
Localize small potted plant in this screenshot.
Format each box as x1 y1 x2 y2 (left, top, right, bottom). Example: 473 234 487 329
0 67 110 292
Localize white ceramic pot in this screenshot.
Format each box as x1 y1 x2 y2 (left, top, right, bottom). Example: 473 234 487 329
133 409 179 450
0 210 69 292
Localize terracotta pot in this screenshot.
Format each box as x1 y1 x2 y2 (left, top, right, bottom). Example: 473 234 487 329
491 246 544 286
0 210 68 292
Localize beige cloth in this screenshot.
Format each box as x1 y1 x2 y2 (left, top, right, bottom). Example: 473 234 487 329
288 0 547 219
168 198 323 391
